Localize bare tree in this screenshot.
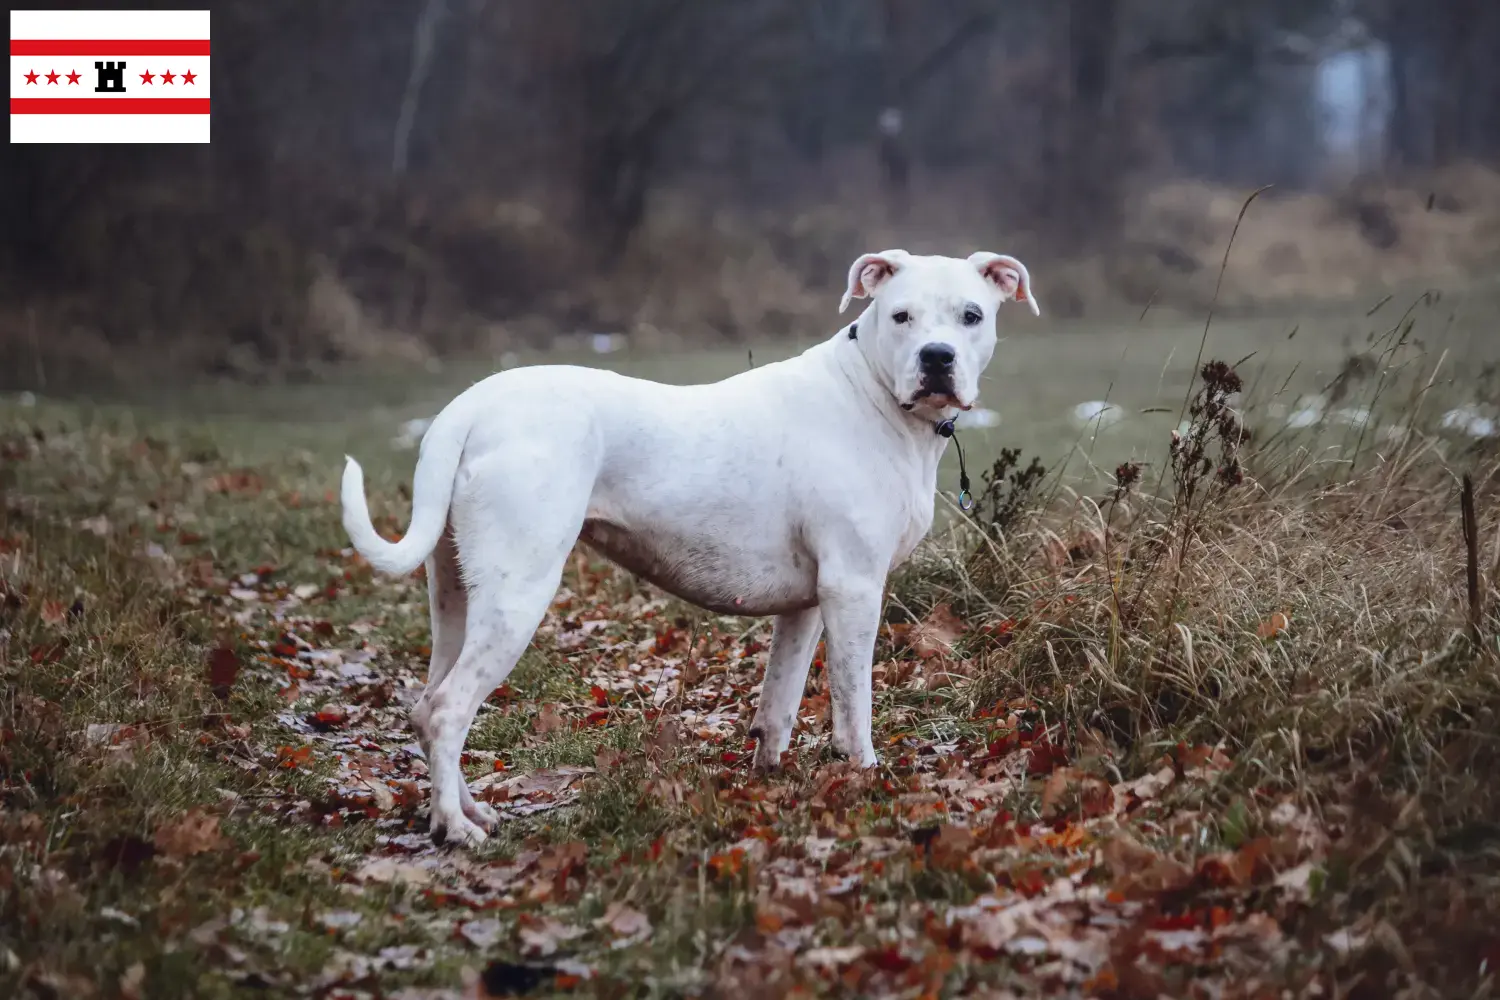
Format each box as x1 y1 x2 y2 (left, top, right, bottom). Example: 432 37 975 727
392 0 448 177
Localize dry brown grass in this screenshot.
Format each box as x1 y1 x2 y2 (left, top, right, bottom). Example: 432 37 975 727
891 355 1500 992
1113 162 1500 311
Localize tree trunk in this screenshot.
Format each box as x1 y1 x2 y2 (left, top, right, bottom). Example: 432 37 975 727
392 0 448 177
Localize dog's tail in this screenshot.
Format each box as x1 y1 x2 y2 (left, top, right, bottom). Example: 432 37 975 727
341 408 468 576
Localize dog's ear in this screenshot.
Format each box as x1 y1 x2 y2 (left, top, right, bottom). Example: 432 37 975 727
969 252 1041 316
840 250 908 314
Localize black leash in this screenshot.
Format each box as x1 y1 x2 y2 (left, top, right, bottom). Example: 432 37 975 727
934 418 973 511
850 318 973 512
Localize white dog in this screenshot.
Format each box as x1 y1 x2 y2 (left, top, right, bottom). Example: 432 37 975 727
340 249 1039 846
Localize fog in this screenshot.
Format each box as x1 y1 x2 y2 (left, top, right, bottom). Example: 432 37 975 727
3 0 1498 383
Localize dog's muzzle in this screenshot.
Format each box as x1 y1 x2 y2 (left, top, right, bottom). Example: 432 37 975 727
907 341 963 410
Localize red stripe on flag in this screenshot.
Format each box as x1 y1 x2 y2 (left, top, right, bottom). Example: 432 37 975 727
9 39 211 56
10 97 210 115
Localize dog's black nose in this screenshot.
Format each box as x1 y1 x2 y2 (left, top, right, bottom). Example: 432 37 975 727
919 342 957 370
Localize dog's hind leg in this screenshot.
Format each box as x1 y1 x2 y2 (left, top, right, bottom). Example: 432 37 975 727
418 524 467 711
416 473 586 847
412 524 498 831
749 607 823 771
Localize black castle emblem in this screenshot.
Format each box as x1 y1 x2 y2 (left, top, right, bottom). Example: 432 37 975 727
95 60 126 93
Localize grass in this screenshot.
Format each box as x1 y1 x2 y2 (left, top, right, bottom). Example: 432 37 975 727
4 304 1500 997
27 278 1500 490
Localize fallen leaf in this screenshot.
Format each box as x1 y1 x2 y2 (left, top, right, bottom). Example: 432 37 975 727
83 723 127 747
594 747 626 771
277 745 312 768
517 915 585 957
1324 925 1370 957
153 808 226 859
1115 765 1176 808
801 945 865 969
207 646 240 701
354 857 438 886
41 599 68 625
646 778 686 806
1040 767 1115 820
1256 611 1290 639
1273 860 1321 900
458 918 506 950
908 604 966 660
928 824 975 867
922 657 977 690
1101 834 1192 897
593 901 652 945
308 705 348 731
1177 742 1233 775
1195 842 1265 888
533 703 565 735
469 766 593 805
646 718 681 760
362 778 396 812
317 910 364 932
100 906 138 928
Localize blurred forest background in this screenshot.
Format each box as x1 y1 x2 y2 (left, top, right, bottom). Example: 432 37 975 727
4 0 1500 385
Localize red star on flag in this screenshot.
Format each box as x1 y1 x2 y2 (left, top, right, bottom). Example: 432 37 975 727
161 69 176 84
45 69 60 84
139 69 155 85
66 70 81 85
24 69 39 84
181 69 196 85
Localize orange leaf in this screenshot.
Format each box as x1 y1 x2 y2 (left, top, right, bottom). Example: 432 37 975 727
1256 611 1290 639
908 604 966 660
277 745 312 768
153 807 226 858
309 706 348 730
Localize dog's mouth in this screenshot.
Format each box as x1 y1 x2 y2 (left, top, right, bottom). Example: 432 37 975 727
902 385 971 412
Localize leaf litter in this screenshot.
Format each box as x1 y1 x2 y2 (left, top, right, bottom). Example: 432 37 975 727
0 413 1385 998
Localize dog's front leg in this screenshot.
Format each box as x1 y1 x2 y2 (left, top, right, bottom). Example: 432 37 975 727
749 607 823 771
817 576 883 767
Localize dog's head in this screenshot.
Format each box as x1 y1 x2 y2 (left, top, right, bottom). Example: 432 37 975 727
840 249 1040 416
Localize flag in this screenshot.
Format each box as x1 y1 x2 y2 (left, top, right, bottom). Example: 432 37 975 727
10 9 210 144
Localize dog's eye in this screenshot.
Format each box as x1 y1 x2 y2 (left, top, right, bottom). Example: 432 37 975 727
962 306 983 326
892 310 910 324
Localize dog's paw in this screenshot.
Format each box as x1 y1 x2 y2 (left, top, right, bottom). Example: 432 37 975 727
832 735 878 769
750 743 785 774
430 810 489 848
463 798 501 832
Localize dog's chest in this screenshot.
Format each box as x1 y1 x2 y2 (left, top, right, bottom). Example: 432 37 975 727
890 495 935 569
